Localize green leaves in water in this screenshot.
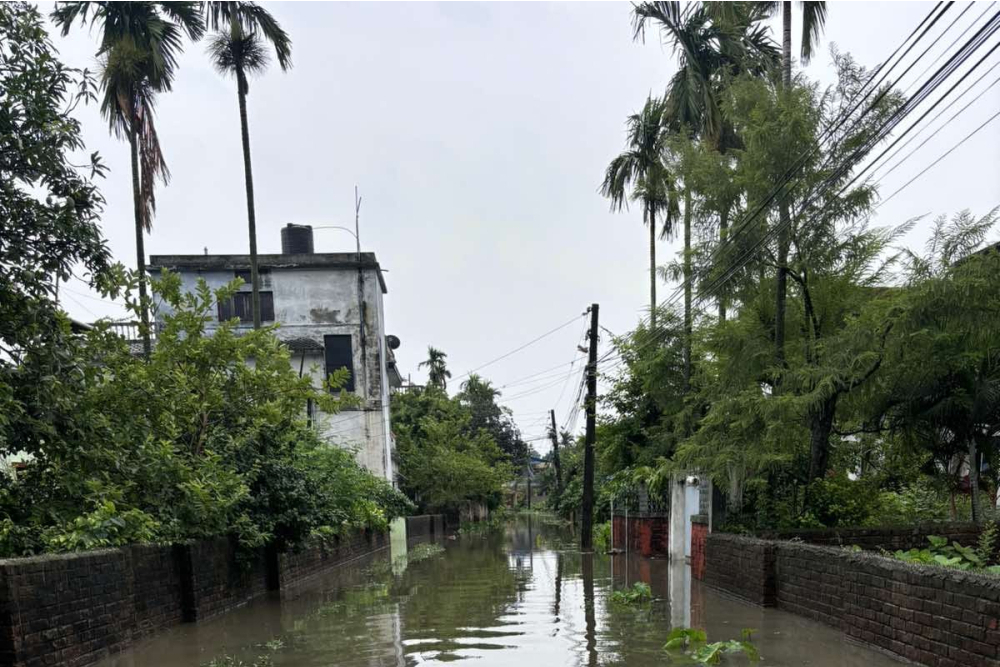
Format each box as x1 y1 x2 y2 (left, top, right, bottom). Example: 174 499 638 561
203 638 284 666
664 627 759 664
407 542 446 563
609 582 652 605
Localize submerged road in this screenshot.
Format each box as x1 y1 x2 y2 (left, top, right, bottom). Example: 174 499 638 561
98 514 900 666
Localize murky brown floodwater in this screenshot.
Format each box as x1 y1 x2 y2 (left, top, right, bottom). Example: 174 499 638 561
98 514 902 666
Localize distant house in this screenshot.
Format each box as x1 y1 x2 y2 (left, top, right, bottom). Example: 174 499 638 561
148 224 402 483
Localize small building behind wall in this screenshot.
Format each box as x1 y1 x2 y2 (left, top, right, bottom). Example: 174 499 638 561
149 224 402 482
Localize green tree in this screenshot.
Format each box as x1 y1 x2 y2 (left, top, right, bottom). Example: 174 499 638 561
631 1 778 382
418 346 452 391
392 388 512 516
0 273 411 556
0 1 116 465
600 95 678 328
874 210 1000 522
205 1 292 329
52 2 205 358
758 0 828 376
458 374 528 466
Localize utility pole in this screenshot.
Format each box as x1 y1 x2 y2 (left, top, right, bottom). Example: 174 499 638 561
581 303 598 551
549 409 562 495
526 467 532 510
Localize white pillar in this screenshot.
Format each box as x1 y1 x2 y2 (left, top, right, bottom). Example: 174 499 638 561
669 473 687 562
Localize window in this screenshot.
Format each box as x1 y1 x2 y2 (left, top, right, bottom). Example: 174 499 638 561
218 291 274 323
324 334 355 393
234 269 271 289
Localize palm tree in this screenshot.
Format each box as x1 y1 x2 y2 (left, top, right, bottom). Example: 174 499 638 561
419 346 452 392
631 1 777 381
600 95 678 329
52 2 204 358
756 1 827 372
204 2 292 329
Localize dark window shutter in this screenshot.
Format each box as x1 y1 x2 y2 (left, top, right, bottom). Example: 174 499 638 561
234 293 250 322
219 292 273 324
324 334 355 392
260 292 274 322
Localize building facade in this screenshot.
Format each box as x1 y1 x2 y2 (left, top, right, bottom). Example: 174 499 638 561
149 224 401 482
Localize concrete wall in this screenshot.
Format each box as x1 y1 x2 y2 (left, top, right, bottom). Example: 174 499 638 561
150 262 395 481
0 530 389 667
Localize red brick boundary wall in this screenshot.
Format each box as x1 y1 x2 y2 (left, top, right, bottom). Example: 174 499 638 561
0 521 428 667
690 516 709 581
611 514 669 557
704 534 1000 666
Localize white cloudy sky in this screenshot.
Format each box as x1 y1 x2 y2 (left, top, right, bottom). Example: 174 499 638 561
48 2 1000 451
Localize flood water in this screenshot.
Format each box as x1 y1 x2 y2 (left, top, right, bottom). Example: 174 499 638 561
99 514 902 666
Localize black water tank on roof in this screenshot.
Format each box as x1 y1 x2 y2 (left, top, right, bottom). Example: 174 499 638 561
281 224 314 254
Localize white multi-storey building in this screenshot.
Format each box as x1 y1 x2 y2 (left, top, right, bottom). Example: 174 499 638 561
149 224 402 481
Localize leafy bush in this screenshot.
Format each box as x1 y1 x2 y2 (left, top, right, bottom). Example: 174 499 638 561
893 534 1000 574
610 582 652 605
593 521 612 552
0 274 411 557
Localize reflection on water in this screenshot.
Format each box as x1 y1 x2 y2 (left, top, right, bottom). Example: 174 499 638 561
98 514 901 666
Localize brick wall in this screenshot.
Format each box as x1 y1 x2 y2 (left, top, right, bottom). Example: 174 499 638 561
129 544 184 637
180 538 271 622
277 529 388 590
611 515 669 557
405 514 447 542
0 546 175 667
840 551 1000 666
704 533 776 606
763 523 981 552
690 518 708 581
774 542 844 628
0 529 390 667
704 535 1000 666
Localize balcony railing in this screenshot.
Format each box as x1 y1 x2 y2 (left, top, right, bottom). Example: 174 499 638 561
103 321 163 342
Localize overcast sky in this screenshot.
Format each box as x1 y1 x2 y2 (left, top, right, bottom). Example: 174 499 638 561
49 2 1000 452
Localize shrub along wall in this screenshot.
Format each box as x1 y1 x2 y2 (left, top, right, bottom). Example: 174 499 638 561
703 535 1000 666
0 517 452 667
762 523 982 552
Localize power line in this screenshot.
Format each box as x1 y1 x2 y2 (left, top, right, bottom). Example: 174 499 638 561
696 7 1000 304
452 311 588 383
878 107 1000 207
871 65 1000 183
598 8 1000 372
608 1 955 355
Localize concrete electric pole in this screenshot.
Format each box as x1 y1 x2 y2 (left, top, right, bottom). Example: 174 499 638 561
581 303 598 551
